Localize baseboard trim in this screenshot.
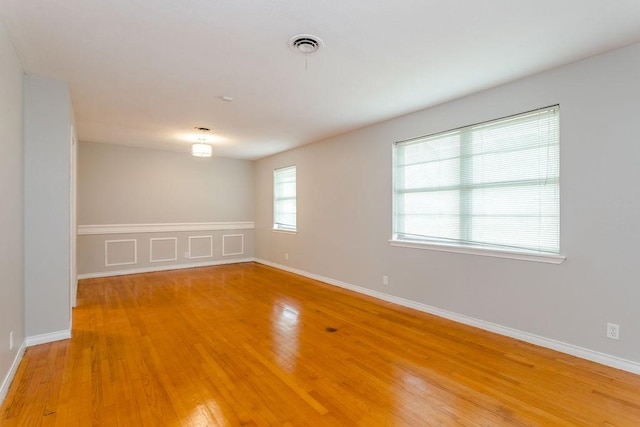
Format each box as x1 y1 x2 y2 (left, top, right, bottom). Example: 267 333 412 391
78 258 256 279
0 341 26 406
25 330 72 347
2 332 71 404
255 258 640 375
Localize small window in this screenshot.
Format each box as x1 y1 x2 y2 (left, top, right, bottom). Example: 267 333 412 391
393 106 560 256
273 165 297 232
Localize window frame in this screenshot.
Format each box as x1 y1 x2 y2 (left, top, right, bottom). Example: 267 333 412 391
391 106 565 264
273 165 297 233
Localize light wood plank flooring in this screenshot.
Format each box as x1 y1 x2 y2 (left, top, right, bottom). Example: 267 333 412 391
2 262 640 426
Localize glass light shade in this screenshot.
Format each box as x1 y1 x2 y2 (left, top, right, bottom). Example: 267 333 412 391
191 143 212 157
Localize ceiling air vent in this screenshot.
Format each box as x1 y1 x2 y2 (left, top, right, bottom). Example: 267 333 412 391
288 34 324 55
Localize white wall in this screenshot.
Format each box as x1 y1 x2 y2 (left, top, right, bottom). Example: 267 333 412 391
77 142 255 276
78 142 254 224
0 17 25 402
24 75 74 339
255 42 640 367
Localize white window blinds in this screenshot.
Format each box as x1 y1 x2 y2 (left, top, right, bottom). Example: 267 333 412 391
274 165 297 231
393 105 560 254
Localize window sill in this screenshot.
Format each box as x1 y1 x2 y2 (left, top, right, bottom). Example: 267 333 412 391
388 239 566 264
272 228 298 235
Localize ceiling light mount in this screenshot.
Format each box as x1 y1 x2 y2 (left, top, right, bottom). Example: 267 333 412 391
288 34 324 55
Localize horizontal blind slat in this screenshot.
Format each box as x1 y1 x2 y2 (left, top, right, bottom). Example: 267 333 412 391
274 165 297 230
393 105 560 254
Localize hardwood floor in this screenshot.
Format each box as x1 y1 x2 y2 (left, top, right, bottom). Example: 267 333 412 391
2 262 640 426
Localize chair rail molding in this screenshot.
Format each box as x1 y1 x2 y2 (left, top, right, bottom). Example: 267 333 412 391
78 221 255 235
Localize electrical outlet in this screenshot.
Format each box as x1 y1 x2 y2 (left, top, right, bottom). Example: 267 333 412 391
285 253 289 260
9 331 13 350
382 275 389 286
606 323 620 340
184 251 189 258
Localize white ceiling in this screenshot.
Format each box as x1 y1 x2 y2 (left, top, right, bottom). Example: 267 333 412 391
2 1 640 160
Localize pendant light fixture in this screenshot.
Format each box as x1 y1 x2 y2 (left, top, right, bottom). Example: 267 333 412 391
191 127 212 157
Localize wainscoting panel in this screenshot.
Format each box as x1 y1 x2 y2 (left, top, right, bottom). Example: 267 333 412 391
77 223 255 277
104 239 137 267
150 237 178 263
223 234 244 256
189 235 213 259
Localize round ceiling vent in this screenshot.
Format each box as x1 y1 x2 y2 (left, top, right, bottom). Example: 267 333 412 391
288 34 324 55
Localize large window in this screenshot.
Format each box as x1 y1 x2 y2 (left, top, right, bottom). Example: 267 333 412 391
393 106 560 257
273 165 297 232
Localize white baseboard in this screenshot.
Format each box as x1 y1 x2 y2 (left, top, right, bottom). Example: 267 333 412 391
25 330 71 347
2 331 74 405
78 258 256 279
255 258 640 375
0 341 27 406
